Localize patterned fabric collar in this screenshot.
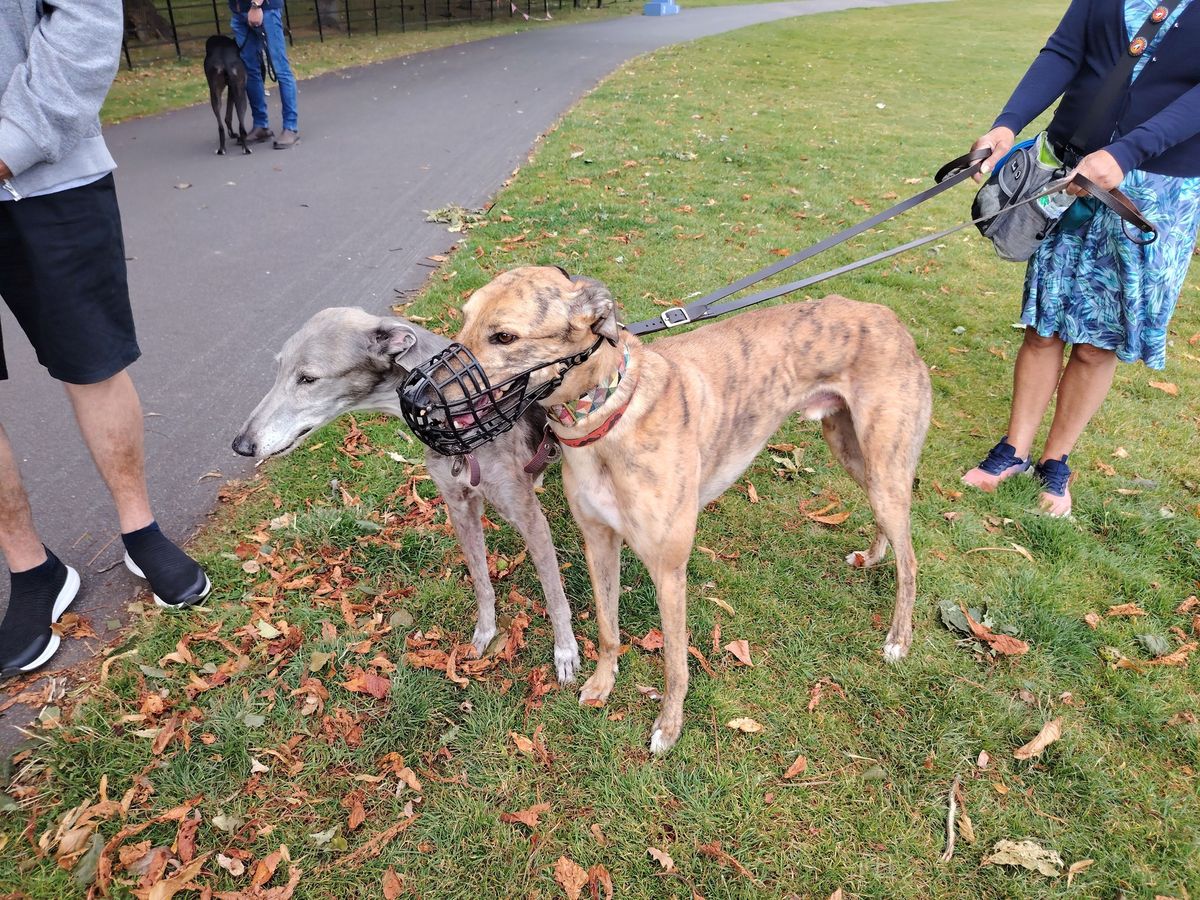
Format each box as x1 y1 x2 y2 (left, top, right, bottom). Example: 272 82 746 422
548 346 631 427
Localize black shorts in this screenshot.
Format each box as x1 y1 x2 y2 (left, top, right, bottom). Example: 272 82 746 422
0 173 141 384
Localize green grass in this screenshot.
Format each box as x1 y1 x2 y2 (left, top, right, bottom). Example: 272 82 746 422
7 1 1200 897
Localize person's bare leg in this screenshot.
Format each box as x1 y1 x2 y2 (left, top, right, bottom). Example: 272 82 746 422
1035 342 1118 517
963 328 1065 491
0 424 48 572
1006 329 1067 459
62 370 153 533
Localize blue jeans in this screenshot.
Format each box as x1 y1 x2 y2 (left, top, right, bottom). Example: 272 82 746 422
230 8 298 133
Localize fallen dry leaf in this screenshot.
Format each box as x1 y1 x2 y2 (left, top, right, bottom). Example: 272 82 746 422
783 755 808 779
1145 642 1196 667
976 750 990 770
553 855 588 900
1084 612 1101 630
725 717 764 734
635 629 664 652
511 732 534 755
1067 858 1094 887
588 864 613 900
340 667 391 700
807 676 847 712
723 639 753 667
1013 718 1063 760
500 802 550 830
647 846 675 872
140 852 210 900
591 823 608 846
982 839 1064 877
1107 603 1147 618
1176 596 1199 615
746 482 759 504
697 841 754 881
960 604 1030 656
382 867 404 899
1149 380 1178 396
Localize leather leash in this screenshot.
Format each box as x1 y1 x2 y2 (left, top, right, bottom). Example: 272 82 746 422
627 149 1156 337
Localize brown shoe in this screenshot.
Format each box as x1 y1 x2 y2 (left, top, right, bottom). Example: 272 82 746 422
272 130 299 150
247 126 274 143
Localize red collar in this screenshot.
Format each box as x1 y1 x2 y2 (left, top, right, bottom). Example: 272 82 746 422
556 372 638 448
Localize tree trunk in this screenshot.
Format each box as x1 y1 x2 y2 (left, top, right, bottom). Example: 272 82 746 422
123 0 173 41
315 0 343 29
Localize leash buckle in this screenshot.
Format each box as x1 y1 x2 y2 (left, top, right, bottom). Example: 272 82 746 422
660 307 692 328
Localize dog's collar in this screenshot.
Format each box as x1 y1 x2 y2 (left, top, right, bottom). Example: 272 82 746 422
548 346 631 427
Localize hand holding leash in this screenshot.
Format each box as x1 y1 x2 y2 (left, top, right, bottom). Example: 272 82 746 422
248 5 264 26
1065 148 1125 194
971 126 1015 182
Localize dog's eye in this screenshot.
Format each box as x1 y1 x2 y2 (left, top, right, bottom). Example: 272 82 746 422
491 332 518 345
296 374 318 386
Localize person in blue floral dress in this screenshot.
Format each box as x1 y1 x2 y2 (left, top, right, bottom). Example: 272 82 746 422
962 0 1200 517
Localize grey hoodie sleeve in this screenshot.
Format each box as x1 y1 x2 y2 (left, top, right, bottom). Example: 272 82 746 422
0 0 122 178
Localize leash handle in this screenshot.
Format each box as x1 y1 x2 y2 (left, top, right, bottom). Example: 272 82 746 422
1069 172 1157 243
934 147 991 184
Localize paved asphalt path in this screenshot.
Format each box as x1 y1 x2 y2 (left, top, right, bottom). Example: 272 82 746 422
0 0 943 745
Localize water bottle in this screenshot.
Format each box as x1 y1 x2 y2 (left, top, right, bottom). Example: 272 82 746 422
1038 190 1075 221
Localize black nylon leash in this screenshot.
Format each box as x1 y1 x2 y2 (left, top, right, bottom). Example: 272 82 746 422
624 150 1156 336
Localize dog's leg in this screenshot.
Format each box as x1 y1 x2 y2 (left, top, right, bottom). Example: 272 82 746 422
646 558 690 755
488 481 581 684
576 523 623 707
852 401 924 663
233 76 252 155
209 79 226 155
822 407 889 569
439 483 499 655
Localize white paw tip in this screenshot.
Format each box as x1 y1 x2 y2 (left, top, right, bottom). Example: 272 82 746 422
883 642 907 663
845 551 866 568
649 729 669 755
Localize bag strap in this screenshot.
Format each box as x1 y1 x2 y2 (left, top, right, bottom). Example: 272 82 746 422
1068 0 1185 154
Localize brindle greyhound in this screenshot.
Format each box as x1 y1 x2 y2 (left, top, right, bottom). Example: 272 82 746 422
447 266 931 753
232 307 581 683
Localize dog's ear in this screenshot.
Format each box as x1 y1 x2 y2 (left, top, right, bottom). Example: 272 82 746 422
568 278 620 346
369 322 418 361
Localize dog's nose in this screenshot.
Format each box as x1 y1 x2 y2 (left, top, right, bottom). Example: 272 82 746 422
231 433 257 457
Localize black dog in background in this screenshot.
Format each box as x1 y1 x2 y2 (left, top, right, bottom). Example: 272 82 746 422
203 35 251 155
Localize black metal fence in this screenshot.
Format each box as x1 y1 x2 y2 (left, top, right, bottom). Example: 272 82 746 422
121 0 629 69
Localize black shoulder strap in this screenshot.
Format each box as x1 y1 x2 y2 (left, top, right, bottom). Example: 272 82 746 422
1069 0 1184 154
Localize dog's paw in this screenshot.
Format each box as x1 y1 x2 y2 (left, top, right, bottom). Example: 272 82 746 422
554 642 581 684
215 148 226 156
579 669 615 707
471 624 498 657
648 717 681 755
846 548 887 569
882 640 909 664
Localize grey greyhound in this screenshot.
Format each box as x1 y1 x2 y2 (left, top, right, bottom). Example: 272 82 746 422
232 307 581 683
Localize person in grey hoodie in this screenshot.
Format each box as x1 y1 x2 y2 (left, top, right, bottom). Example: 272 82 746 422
0 0 210 680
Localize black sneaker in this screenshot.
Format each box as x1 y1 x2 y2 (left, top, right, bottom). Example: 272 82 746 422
0 549 80 679
122 522 210 609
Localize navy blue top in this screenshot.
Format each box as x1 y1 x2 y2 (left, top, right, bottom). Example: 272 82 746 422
994 0 1200 176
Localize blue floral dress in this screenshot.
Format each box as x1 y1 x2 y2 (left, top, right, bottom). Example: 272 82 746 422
1022 0 1200 370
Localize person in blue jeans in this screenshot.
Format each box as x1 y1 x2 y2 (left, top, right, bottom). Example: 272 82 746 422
229 0 299 149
